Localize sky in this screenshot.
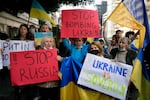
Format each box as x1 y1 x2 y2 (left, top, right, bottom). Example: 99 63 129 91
59 0 109 11
95 0 107 4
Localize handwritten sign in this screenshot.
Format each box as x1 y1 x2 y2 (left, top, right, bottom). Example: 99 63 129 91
61 9 100 38
78 53 133 100
10 49 59 86
0 40 2 69
34 32 53 45
2 40 35 66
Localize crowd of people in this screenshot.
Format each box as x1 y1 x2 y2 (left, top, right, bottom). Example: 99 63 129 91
0 21 140 100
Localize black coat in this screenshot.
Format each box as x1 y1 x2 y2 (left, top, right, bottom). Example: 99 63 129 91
110 48 137 65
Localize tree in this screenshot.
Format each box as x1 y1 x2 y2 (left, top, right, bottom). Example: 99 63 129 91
0 0 94 15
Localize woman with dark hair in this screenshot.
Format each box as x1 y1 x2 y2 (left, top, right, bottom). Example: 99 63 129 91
12 24 34 100
13 24 32 40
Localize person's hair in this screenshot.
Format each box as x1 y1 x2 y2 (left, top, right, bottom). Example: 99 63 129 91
90 41 104 56
116 30 123 34
125 31 135 38
40 21 52 30
73 38 84 43
29 25 36 29
112 34 119 43
119 37 130 48
16 24 31 40
41 36 55 48
99 39 104 43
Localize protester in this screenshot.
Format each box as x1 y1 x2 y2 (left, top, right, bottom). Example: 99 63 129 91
0 32 9 40
62 38 91 63
107 34 119 58
36 21 53 50
40 21 53 33
125 31 135 41
115 29 123 40
99 39 109 58
29 24 37 40
13 24 32 40
12 24 34 100
110 37 138 100
37 36 59 100
88 41 115 100
89 41 104 57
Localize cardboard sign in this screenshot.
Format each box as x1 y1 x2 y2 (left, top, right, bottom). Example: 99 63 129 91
10 49 59 86
34 32 53 45
61 9 100 38
78 53 133 100
2 40 35 66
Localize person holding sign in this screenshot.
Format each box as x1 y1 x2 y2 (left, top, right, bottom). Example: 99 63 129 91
62 38 91 63
111 37 138 100
88 41 115 100
37 36 59 100
35 21 53 50
12 24 35 100
13 24 33 40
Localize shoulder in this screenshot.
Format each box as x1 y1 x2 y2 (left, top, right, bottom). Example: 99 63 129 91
110 48 119 53
127 49 137 54
127 48 137 58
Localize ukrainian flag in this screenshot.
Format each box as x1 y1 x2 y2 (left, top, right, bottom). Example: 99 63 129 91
130 37 139 52
122 0 150 100
30 0 56 27
60 57 114 100
107 2 145 49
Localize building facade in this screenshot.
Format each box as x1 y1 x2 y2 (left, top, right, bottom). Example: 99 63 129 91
0 11 39 39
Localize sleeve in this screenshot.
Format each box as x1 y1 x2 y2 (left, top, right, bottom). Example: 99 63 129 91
62 38 72 51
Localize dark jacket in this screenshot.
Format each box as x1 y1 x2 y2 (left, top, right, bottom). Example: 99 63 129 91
110 48 137 65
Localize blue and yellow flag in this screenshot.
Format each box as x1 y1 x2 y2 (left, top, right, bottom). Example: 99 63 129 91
130 36 140 52
107 2 145 49
30 0 56 27
60 57 114 100
122 0 150 100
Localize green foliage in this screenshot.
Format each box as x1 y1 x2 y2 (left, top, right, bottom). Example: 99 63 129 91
0 0 94 14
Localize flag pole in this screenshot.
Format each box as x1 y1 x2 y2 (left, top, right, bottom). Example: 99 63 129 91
27 0 34 26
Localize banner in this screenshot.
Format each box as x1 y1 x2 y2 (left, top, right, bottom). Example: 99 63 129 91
107 2 144 48
34 32 53 46
61 9 100 38
10 49 59 86
78 53 133 100
2 40 35 66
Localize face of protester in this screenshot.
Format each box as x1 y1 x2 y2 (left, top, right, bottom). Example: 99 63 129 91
90 44 99 51
89 42 103 56
41 24 50 32
20 26 28 37
111 37 117 45
43 37 54 49
118 40 128 51
74 38 83 49
116 31 123 38
128 34 134 39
